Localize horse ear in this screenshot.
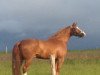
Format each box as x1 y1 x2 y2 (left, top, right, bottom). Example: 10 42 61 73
71 22 77 28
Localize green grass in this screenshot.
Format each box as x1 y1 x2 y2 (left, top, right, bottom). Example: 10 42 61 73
0 49 100 75
28 59 100 75
63 59 100 75
1 59 100 75
0 61 12 75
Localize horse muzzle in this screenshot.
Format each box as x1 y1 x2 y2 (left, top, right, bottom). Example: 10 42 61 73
79 31 86 38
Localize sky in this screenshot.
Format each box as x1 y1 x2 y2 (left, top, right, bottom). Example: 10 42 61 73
0 0 100 50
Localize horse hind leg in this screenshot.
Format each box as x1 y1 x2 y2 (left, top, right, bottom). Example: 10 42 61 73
22 58 33 75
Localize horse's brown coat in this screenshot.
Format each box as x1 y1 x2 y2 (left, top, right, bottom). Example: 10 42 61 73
12 22 86 75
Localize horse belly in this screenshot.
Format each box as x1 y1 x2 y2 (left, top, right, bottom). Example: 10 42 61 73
36 51 50 59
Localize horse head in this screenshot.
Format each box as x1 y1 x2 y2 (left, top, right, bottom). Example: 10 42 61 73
70 22 86 38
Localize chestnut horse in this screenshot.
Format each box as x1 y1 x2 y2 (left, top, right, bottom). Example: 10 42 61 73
12 22 86 75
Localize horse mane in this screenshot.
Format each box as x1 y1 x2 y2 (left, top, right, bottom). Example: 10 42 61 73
48 26 70 39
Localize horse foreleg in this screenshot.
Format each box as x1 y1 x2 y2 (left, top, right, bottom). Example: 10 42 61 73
55 58 64 75
22 58 32 75
50 55 56 75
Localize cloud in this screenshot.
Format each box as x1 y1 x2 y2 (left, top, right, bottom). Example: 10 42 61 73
0 0 100 34
0 0 100 50
0 20 24 33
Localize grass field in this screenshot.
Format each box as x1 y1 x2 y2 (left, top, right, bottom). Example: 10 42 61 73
0 49 100 75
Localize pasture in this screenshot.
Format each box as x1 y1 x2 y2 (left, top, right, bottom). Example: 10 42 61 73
0 49 100 75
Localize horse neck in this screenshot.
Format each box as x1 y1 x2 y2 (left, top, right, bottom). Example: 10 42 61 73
48 27 71 43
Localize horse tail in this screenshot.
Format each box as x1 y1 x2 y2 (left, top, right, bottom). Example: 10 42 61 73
12 42 21 75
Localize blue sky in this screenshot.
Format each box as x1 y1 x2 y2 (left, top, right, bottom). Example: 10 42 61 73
0 0 100 50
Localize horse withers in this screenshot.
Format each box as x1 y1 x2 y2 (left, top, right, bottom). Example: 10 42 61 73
12 22 86 75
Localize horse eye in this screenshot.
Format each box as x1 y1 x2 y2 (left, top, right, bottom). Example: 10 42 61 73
72 28 76 31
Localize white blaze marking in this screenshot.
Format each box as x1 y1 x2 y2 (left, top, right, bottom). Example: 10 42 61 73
76 26 86 36
23 72 27 75
76 26 82 32
50 55 56 75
